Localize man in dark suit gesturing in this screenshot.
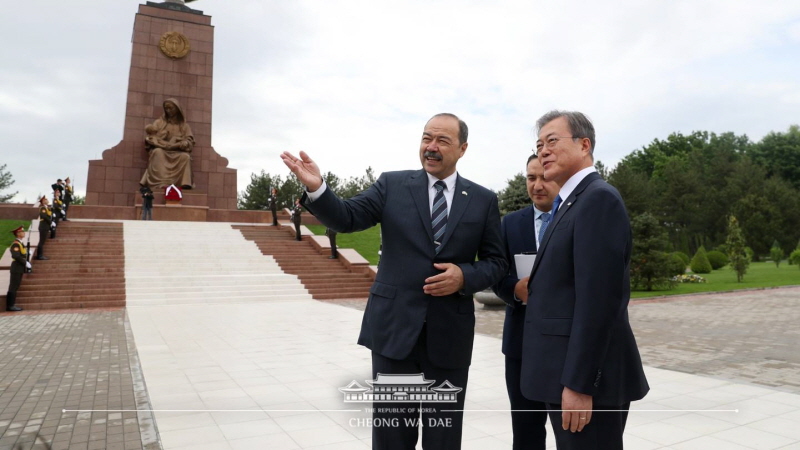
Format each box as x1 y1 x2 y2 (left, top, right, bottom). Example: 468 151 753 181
281 113 506 450
492 153 559 449
521 111 649 449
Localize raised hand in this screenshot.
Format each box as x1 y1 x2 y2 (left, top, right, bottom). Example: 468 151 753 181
281 151 323 191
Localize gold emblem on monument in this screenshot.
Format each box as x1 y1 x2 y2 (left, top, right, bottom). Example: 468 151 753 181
159 31 191 59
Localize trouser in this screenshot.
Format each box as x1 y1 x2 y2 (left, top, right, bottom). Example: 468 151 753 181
37 231 47 258
63 200 71 219
294 222 301 240
505 356 548 449
6 271 23 310
271 207 278 226
370 325 470 450
546 402 630 450
329 234 338 257
142 207 152 220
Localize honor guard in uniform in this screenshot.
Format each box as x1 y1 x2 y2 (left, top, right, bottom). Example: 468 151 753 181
63 177 74 220
51 190 64 238
6 226 30 311
268 187 279 226
290 199 303 241
37 196 52 260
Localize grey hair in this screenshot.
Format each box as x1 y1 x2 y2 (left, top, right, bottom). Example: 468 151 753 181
535 110 596 153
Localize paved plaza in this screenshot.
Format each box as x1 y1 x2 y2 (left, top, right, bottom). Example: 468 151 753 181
1 287 799 449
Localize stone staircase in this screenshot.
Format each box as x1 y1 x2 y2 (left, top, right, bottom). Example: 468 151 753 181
234 225 373 300
124 221 312 306
15 221 126 310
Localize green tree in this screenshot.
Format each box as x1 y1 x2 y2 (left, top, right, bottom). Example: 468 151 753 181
667 253 688 276
496 173 529 216
339 167 377 199
749 124 800 190
770 240 784 268
726 215 749 282
0 164 17 202
789 249 800 268
238 171 283 210
71 195 85 206
607 164 652 219
594 160 609 180
690 246 713 274
630 212 674 290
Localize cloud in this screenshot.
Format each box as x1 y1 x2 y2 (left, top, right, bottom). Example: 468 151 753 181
1 0 799 203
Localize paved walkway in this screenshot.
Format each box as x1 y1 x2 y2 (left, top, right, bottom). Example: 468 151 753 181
2 288 800 449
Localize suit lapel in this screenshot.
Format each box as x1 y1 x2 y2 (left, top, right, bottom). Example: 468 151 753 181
408 170 434 244
437 175 472 253
517 206 536 252
529 172 602 278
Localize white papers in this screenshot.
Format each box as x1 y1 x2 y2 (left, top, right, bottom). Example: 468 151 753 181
514 254 536 279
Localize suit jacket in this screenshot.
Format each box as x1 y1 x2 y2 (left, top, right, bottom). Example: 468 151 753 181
492 206 537 359
521 172 649 406
303 169 507 369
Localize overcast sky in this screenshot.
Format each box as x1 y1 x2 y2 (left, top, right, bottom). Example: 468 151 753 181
1 0 799 203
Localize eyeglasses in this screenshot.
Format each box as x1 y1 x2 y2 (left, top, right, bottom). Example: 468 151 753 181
534 135 579 152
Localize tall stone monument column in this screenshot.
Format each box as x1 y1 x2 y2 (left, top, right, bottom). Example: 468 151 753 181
86 1 237 210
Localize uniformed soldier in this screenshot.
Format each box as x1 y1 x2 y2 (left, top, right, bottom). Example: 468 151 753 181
63 177 74 220
268 187 279 226
7 226 31 311
37 196 52 260
51 191 64 238
290 198 303 241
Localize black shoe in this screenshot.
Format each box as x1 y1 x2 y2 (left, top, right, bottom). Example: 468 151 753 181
7 306 22 312
36 256 50 260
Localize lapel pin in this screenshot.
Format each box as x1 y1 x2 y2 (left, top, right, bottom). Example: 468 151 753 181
567 202 572 206
462 191 468 196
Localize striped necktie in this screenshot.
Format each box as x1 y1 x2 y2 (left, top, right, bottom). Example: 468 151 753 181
538 195 562 244
431 180 448 251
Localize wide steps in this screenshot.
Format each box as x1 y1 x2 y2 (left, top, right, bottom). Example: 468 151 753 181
16 221 126 310
234 225 372 301
124 221 311 306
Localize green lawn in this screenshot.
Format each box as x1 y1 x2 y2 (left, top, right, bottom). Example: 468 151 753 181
306 224 382 265
0 219 32 254
631 261 800 299
304 223 799 296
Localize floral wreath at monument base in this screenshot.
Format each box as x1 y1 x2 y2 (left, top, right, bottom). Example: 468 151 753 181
165 184 183 204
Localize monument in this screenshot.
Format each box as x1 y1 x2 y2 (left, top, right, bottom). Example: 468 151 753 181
85 0 239 215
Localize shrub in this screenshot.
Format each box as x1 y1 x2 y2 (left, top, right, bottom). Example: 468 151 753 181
770 240 784 268
706 250 728 270
790 249 800 268
667 253 688 276
690 246 712 274
673 251 690 267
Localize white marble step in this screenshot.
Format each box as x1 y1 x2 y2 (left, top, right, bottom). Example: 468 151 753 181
123 221 309 306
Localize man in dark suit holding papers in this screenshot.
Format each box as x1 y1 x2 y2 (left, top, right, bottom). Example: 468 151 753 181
493 153 559 449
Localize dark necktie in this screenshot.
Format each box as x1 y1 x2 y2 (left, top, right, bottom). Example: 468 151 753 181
431 181 448 251
538 195 562 244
